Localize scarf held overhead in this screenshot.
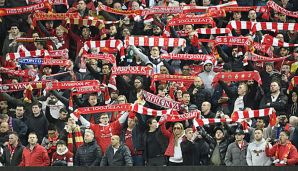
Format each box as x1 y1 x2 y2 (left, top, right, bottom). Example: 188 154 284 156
111 66 152 76
46 80 100 90
142 90 181 111
0 1 52 17
126 36 186 47
212 71 262 86
0 81 49 92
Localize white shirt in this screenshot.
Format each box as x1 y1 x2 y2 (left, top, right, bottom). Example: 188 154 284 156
234 96 244 112
169 137 183 163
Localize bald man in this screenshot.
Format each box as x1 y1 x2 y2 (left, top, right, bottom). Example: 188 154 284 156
201 101 216 134
188 77 211 110
100 135 133 166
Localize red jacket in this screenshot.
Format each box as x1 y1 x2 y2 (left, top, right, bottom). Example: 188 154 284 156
90 121 122 154
265 140 298 166
19 144 50 167
161 123 184 157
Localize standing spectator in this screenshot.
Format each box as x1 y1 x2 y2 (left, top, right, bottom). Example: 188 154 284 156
260 80 288 116
225 129 248 166
0 122 10 147
181 128 196 165
78 111 129 153
41 124 59 159
59 117 83 154
205 127 232 166
120 113 146 166
19 132 50 166
100 135 133 166
247 128 272 166
198 60 216 95
0 114 27 147
287 88 298 117
144 117 168 166
26 102 49 144
74 129 102 166
161 122 185 166
0 132 24 166
188 76 211 110
51 140 73 166
265 130 298 166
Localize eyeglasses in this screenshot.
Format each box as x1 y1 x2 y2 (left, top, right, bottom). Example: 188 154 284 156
173 127 182 130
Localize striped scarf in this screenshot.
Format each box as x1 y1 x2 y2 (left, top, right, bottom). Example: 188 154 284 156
67 126 83 153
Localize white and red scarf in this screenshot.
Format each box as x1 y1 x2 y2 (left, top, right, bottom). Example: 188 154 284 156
125 36 186 47
142 90 181 111
45 80 100 90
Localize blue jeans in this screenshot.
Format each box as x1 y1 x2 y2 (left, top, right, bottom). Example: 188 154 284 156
132 155 144 166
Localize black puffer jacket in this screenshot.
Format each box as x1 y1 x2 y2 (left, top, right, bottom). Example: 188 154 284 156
74 140 102 166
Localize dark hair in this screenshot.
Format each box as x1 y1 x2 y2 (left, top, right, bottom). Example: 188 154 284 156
48 124 57 131
32 102 42 108
28 132 38 137
56 140 66 146
16 104 25 109
281 130 290 137
146 117 157 125
59 108 68 113
182 91 190 96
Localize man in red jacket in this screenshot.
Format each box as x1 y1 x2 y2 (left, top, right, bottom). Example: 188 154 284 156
265 130 298 166
19 132 50 167
78 111 129 154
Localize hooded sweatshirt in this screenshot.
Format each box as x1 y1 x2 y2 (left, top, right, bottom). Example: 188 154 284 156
247 139 272 166
198 60 216 94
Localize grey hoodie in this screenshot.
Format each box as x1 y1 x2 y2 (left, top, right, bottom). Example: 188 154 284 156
246 139 272 166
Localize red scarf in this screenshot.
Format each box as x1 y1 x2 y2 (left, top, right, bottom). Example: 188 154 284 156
32 12 79 26
167 17 215 28
267 0 298 18
0 67 37 79
111 66 152 76
0 1 51 17
232 108 276 126
0 81 49 92
82 54 116 65
46 80 100 91
150 74 196 93
125 36 186 47
212 71 262 87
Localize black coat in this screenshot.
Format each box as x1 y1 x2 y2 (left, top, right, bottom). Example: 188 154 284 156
259 91 288 115
193 138 210 165
74 140 102 166
188 84 211 110
10 118 28 142
180 139 195 165
100 144 133 166
0 143 24 166
26 112 49 144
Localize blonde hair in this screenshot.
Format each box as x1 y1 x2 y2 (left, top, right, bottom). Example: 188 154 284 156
173 122 184 146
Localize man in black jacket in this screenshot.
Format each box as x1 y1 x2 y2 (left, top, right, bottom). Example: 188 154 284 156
259 80 288 115
74 129 102 166
0 132 24 166
100 135 133 166
26 102 49 144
